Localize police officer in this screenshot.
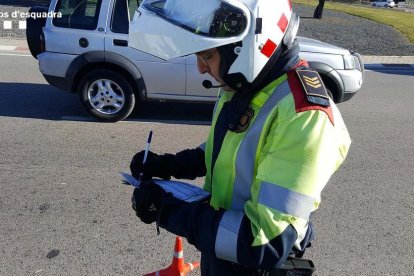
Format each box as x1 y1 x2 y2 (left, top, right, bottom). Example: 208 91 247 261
128 0 351 275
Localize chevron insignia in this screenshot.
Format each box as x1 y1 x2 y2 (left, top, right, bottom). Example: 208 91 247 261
303 75 321 88
295 69 330 107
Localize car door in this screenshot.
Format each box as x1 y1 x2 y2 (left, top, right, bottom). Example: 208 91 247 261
105 0 186 99
44 0 108 54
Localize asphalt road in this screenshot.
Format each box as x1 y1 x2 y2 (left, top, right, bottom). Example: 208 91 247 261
0 53 414 275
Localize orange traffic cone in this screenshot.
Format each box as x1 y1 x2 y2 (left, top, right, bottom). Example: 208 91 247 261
144 236 200 276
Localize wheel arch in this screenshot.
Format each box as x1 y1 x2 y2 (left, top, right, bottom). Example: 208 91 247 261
67 51 146 99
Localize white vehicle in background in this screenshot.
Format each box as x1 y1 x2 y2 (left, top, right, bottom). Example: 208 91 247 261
27 0 364 122
372 0 396 8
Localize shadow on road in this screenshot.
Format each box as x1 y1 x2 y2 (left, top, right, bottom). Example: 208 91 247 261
364 64 414 76
0 0 50 7
0 82 214 125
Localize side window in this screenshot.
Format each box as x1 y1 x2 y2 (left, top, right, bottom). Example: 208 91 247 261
111 0 142 34
129 0 142 19
53 0 102 30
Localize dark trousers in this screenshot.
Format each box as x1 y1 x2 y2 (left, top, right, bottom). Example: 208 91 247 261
200 254 263 276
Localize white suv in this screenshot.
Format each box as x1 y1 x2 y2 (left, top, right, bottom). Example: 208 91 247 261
27 0 364 122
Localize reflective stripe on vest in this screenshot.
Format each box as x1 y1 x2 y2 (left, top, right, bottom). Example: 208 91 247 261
231 79 291 210
258 181 315 219
215 210 244 263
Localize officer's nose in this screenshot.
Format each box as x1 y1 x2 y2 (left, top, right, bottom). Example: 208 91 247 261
197 56 210 74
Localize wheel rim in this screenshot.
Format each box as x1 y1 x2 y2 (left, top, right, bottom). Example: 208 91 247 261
87 79 125 115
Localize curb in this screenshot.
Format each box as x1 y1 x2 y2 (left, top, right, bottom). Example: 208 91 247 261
362 55 414 65
0 38 28 47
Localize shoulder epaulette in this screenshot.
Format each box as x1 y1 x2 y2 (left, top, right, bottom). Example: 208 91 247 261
287 69 334 125
295 69 330 107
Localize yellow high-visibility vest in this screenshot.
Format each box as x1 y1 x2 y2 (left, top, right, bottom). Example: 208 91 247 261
204 73 351 247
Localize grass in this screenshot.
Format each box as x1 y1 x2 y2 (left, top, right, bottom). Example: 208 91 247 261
292 0 414 44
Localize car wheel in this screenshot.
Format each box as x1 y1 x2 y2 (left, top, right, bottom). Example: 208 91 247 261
384 4 388 7
26 6 47 59
372 3 376 6
79 69 136 122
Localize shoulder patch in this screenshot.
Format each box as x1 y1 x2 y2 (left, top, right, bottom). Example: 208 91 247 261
296 69 330 107
287 70 334 125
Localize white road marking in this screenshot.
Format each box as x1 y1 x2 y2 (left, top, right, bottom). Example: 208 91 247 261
0 53 32 57
60 116 210 125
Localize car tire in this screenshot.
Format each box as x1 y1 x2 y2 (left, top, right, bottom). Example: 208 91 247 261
79 69 136 122
372 3 376 6
327 89 334 101
26 6 48 59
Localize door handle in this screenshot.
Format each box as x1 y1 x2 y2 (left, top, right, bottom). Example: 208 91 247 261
113 39 128 47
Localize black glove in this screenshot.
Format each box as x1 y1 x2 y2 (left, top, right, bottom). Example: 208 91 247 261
130 150 173 180
130 148 206 181
131 181 170 224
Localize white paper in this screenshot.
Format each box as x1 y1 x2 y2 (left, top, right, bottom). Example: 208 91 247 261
121 173 210 202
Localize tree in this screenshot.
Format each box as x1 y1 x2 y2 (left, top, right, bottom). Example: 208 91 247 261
313 0 326 19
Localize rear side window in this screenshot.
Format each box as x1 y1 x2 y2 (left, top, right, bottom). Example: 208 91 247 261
53 0 102 30
111 0 142 34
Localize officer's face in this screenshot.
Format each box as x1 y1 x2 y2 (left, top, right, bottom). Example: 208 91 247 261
196 48 234 92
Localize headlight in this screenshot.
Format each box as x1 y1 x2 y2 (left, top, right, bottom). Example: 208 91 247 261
343 54 355 70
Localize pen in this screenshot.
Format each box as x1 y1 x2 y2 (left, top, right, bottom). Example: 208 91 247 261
142 130 153 165
140 130 153 180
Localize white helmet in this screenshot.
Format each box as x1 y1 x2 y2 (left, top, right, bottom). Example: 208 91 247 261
129 0 299 90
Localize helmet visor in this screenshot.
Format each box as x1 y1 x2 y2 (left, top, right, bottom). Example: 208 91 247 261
141 0 247 38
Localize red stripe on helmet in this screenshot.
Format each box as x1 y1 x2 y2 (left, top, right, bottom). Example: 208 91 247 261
287 0 292 10
278 13 288 33
260 39 277 58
